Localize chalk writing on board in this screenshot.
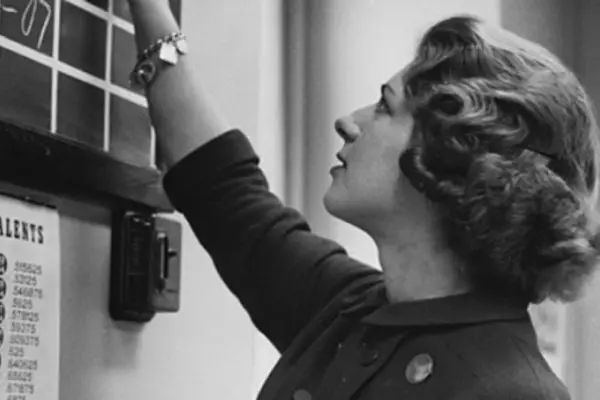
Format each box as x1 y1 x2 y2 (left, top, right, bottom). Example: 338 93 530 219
0 0 52 50
22 0 52 50
0 2 18 23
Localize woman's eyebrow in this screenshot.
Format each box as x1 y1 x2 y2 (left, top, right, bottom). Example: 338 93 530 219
381 83 396 97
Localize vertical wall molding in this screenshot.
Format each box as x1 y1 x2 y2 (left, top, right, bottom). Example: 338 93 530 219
565 1 600 399
283 0 308 211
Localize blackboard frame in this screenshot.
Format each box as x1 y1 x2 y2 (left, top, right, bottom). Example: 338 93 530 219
0 118 173 211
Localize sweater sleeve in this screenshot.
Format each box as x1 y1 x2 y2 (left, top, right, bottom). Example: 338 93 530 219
162 130 381 351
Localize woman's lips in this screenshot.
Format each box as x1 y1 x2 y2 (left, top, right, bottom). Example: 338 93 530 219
330 165 345 175
330 152 347 175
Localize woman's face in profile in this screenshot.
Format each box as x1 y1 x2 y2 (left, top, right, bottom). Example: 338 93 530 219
324 70 417 230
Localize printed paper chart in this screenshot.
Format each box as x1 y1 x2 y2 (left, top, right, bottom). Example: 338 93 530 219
0 194 60 400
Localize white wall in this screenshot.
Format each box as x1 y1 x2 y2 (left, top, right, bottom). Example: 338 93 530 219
59 1 283 399
251 0 286 396
172 0 284 397
564 2 600 398
55 1 600 399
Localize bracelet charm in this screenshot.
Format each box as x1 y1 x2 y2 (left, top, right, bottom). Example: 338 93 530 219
129 32 188 89
159 42 179 65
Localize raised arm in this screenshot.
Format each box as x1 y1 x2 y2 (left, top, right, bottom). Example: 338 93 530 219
127 0 381 351
128 0 230 167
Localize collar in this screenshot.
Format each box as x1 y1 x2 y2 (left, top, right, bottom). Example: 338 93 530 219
341 284 529 328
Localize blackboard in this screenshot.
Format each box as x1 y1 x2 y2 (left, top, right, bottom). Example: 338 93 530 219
0 0 182 169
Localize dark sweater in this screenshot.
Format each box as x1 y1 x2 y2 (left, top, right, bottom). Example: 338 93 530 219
163 130 570 400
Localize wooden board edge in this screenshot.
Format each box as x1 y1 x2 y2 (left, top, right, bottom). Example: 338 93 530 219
0 119 174 212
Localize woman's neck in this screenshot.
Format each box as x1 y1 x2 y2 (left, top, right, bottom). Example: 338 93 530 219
375 235 472 303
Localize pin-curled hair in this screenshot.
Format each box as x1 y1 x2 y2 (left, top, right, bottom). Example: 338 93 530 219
399 15 600 303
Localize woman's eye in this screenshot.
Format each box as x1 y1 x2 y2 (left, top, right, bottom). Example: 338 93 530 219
375 97 390 114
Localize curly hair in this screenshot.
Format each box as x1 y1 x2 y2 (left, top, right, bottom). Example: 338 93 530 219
398 15 600 304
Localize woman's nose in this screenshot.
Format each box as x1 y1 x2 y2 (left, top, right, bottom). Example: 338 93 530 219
334 117 360 142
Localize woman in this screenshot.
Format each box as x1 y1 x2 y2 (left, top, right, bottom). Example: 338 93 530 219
128 1 599 399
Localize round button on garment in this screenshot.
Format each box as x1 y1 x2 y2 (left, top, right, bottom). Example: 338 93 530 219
292 388 312 400
360 345 380 366
405 353 434 384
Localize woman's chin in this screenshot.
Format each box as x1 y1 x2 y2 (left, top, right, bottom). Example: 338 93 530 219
323 189 340 215
323 189 350 221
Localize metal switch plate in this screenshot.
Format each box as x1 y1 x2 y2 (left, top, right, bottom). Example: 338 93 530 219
151 215 182 313
110 210 182 323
